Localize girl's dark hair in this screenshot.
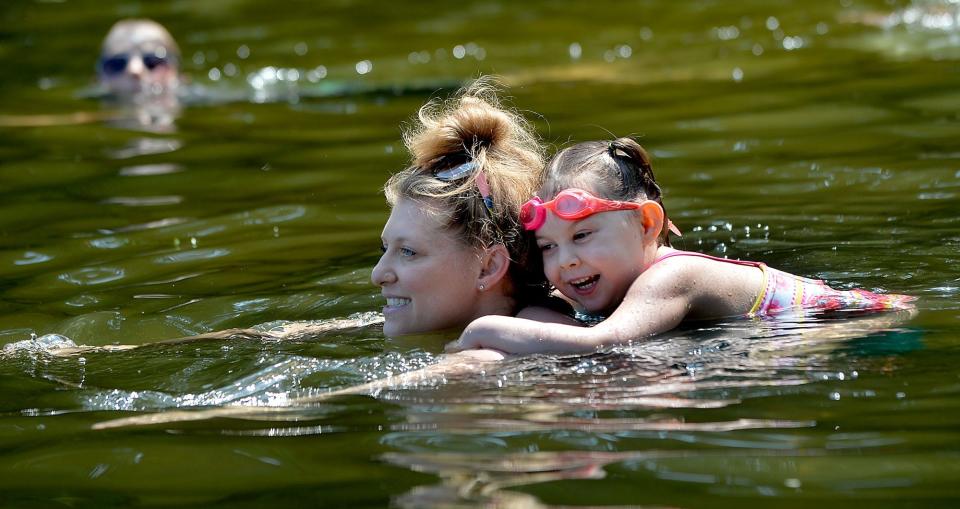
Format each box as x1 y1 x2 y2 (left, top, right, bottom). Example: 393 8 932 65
384 77 550 309
542 137 672 246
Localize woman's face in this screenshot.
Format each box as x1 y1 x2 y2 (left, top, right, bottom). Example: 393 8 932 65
99 20 179 96
371 198 485 337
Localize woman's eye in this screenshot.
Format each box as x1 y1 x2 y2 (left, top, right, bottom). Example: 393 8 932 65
400 247 416 257
380 244 388 254
573 231 592 241
538 243 555 252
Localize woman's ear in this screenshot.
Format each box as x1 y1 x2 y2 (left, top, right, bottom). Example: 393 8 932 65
639 201 665 241
477 243 511 291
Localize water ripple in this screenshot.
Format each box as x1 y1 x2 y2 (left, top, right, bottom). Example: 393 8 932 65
58 267 125 286
153 248 231 264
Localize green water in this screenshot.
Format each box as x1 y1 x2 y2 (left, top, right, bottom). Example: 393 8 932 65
2 0 960 507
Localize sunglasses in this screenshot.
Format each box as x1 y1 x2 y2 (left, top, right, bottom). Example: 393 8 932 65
520 188 644 231
435 160 494 212
99 52 172 76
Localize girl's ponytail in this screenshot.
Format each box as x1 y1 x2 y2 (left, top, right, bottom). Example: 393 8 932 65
544 136 674 247
608 137 662 203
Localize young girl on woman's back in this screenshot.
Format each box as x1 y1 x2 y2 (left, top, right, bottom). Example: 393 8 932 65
447 138 914 355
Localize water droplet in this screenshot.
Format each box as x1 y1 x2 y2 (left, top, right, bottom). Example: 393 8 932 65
307 65 327 82
355 60 373 74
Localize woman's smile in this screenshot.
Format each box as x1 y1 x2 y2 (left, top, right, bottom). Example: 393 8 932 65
371 198 484 336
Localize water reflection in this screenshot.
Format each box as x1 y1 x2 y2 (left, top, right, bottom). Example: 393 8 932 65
385 450 625 508
117 163 184 176
107 138 182 159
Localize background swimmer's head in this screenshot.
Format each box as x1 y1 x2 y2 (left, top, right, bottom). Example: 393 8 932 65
543 137 673 247
98 19 180 96
383 77 549 306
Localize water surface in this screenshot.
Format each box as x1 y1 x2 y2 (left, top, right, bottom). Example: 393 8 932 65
1 0 959 507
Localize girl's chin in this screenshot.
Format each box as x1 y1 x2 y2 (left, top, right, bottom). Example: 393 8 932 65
579 300 616 317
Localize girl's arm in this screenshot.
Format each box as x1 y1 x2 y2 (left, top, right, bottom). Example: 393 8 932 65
447 314 596 354
448 267 693 354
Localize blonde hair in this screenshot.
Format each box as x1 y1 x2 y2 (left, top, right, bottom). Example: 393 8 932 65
384 77 547 305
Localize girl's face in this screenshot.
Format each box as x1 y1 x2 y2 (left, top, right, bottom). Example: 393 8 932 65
371 198 485 337
535 206 649 315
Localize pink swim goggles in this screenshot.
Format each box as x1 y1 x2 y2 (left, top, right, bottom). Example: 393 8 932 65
520 188 681 236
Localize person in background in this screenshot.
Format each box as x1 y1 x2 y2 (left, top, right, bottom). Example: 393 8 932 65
97 18 181 97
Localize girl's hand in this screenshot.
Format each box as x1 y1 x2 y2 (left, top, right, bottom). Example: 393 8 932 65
445 315 524 354
442 347 506 362
447 315 594 355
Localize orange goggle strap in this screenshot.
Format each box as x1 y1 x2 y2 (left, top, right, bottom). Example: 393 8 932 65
522 189 682 237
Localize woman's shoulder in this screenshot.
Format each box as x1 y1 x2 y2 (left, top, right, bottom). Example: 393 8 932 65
516 302 583 326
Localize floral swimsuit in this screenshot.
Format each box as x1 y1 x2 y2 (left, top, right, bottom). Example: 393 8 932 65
650 251 915 317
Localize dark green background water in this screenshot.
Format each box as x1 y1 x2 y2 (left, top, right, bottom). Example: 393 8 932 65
1 0 959 507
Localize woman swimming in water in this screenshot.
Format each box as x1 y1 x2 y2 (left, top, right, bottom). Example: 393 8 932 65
63 78 573 359
371 78 576 341
447 137 915 355
97 18 181 97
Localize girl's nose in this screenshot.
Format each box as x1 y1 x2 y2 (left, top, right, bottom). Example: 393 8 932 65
371 255 396 286
559 246 580 270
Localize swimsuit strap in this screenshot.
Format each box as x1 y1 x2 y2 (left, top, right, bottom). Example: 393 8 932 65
648 250 769 316
650 250 765 269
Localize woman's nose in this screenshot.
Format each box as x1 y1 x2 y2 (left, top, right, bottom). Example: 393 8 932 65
371 255 396 286
127 55 145 76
